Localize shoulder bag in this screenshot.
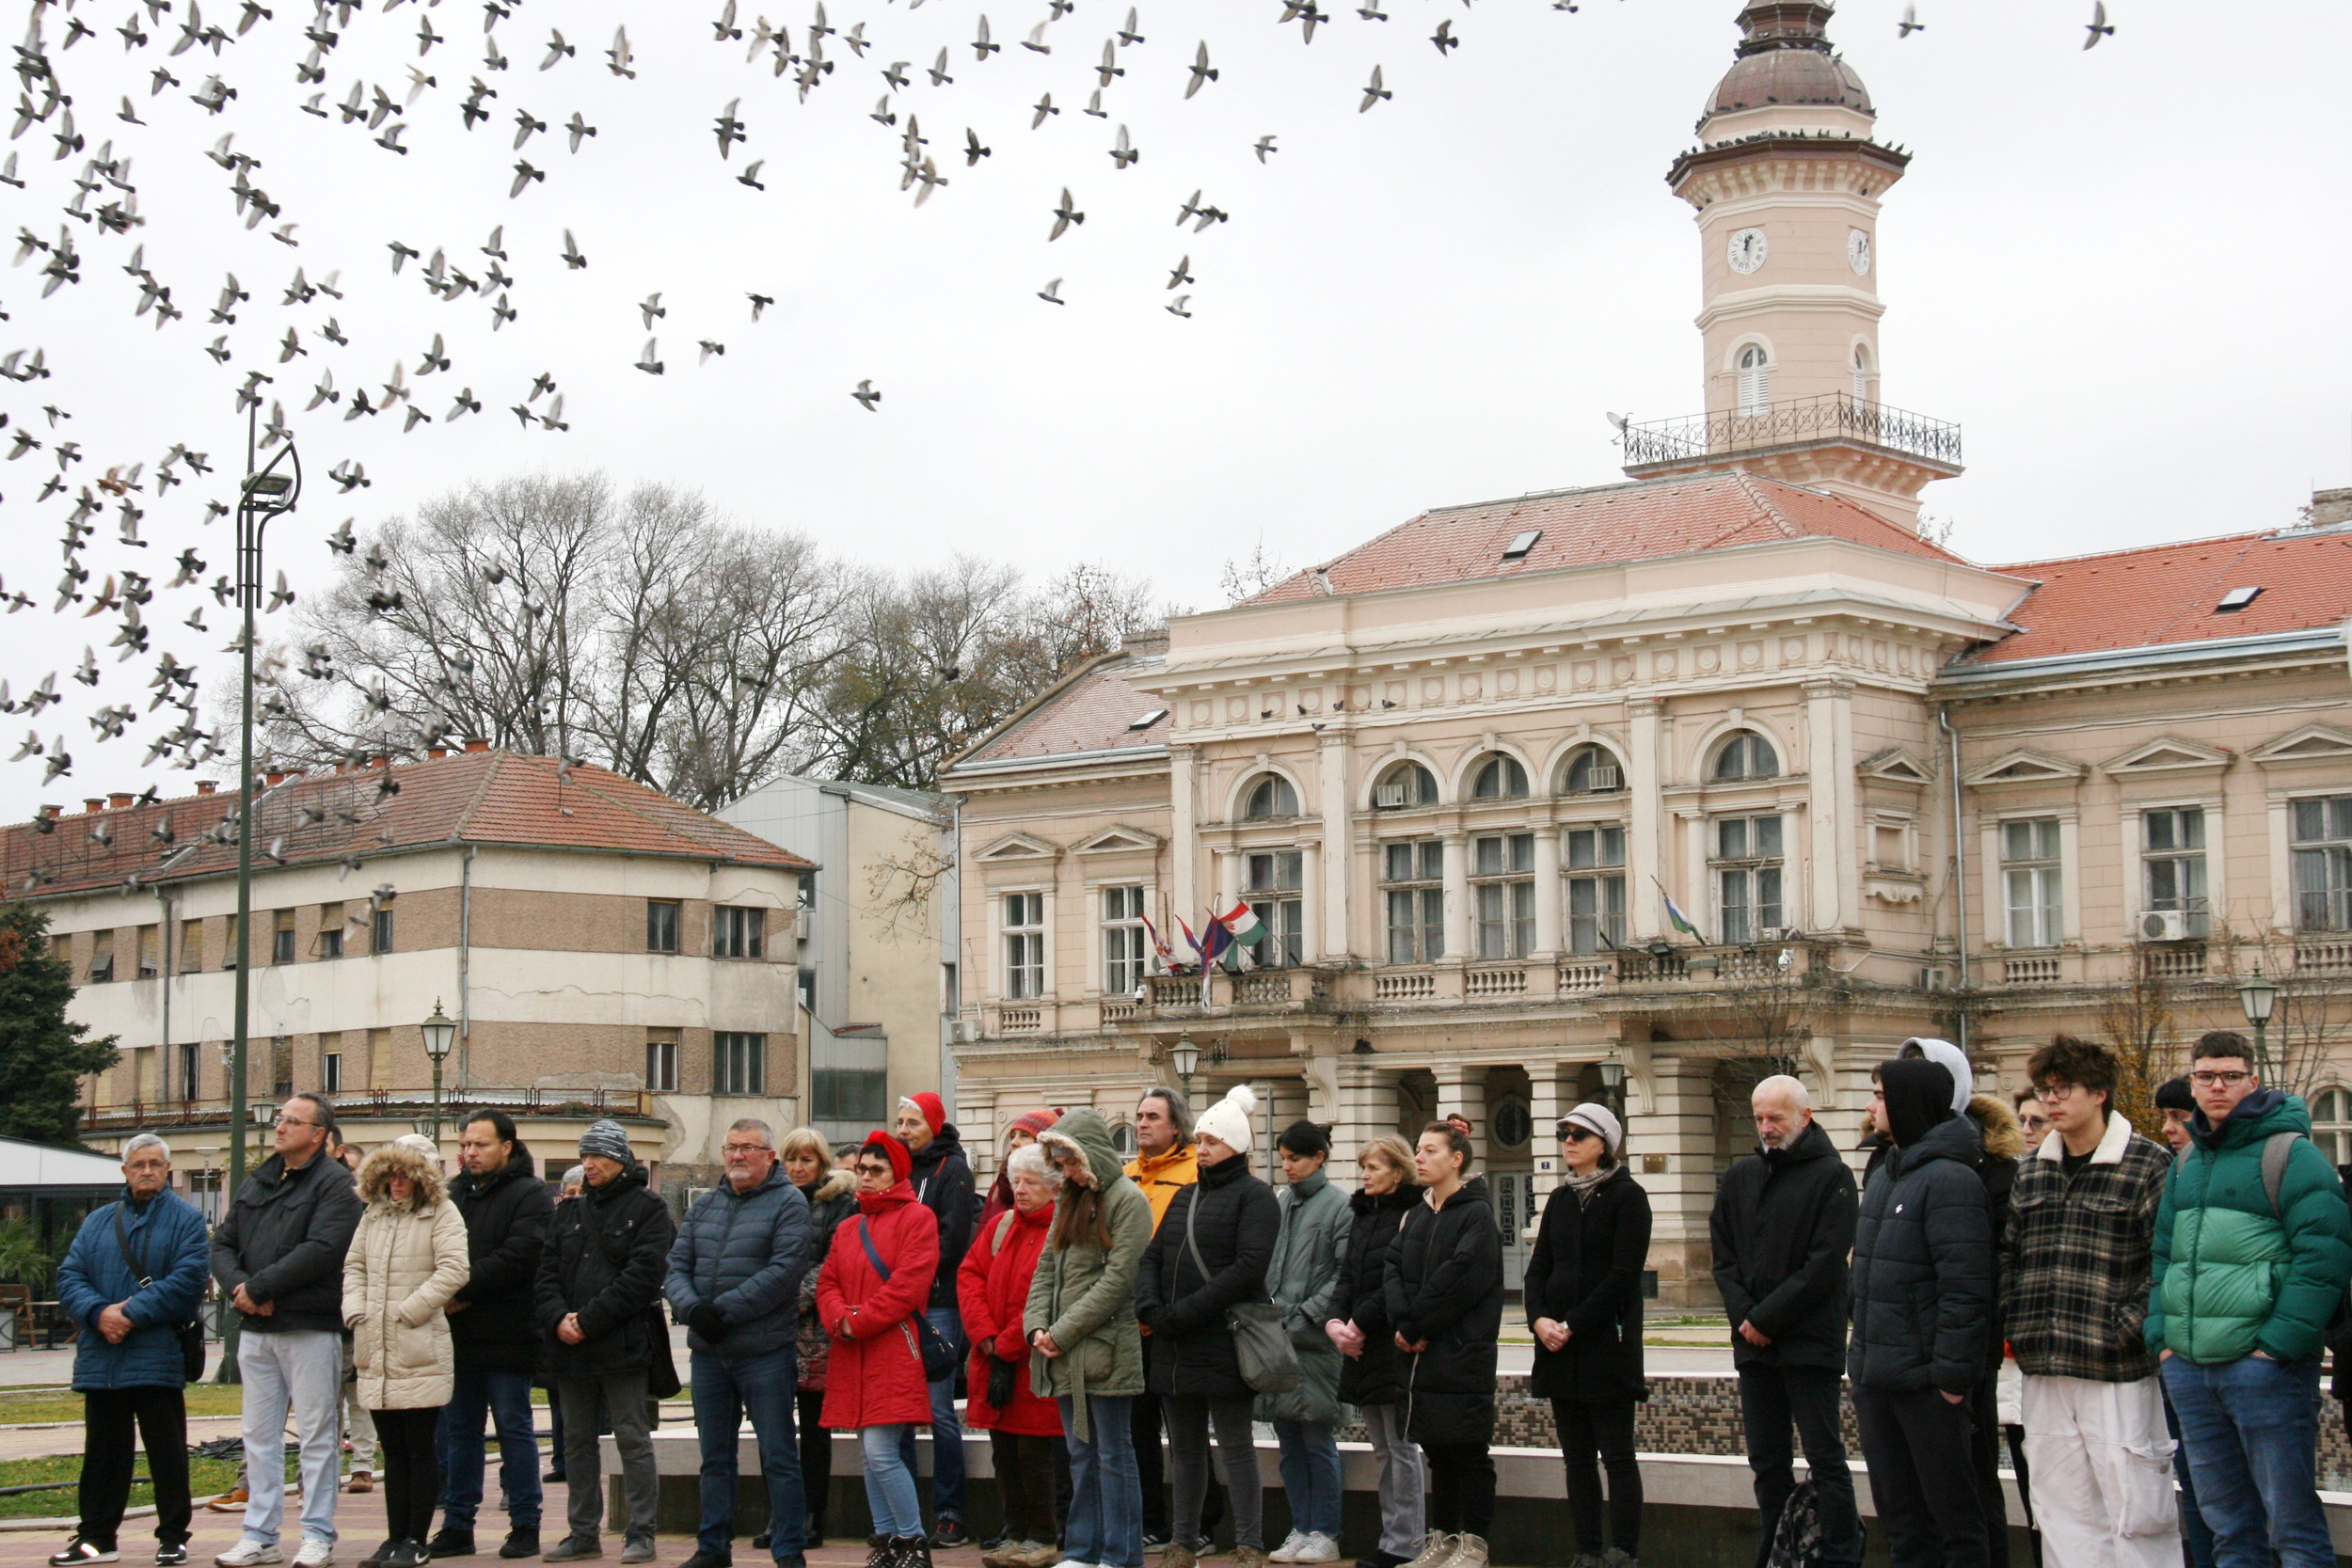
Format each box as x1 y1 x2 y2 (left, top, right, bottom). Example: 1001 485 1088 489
113 1201 205 1384
1184 1186 1300 1395
857 1218 958 1381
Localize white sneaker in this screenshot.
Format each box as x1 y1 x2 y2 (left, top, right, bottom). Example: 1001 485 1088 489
292 1542 333 1568
1397 1533 1455 1568
1269 1534 1310 1563
1438 1536 1486 1568
1294 1537 1341 1565
213 1544 282 1568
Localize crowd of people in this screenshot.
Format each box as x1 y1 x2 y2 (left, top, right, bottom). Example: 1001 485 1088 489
40 1029 2352 1568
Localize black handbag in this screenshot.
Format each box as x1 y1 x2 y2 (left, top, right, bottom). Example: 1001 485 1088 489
856 1219 958 1382
112 1201 204 1384
1182 1187 1300 1395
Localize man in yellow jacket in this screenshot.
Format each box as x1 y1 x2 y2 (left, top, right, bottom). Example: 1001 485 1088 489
1124 1087 1200 1552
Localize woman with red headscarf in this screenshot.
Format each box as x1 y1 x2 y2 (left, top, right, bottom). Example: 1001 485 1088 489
816 1133 941 1568
961 1143 1066 1568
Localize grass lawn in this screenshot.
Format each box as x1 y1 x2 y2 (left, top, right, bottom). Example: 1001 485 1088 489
0 1386 249 1428
0 1450 292 1521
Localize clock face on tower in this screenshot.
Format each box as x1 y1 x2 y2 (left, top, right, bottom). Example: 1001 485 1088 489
1726 228 1768 275
1848 229 1873 276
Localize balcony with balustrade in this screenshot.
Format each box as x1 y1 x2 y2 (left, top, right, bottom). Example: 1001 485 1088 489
1620 392 1963 479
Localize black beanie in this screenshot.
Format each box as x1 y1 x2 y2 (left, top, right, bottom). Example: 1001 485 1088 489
1881 1058 1956 1149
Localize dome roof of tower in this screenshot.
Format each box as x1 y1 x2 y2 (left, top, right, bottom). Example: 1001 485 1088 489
1704 2 1873 119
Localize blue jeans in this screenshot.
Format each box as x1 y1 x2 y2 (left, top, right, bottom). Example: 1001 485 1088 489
2163 1382 2217 1568
237 1329 344 1547
896 1307 967 1522
691 1346 806 1560
2161 1354 2335 1568
861 1425 926 1540
437 1370 543 1533
1272 1420 1342 1540
1060 1394 1142 1568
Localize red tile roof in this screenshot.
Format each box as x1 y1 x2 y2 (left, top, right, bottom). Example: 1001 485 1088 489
954 657 1168 768
2 751 811 901
1970 528 2352 666
1242 471 1963 604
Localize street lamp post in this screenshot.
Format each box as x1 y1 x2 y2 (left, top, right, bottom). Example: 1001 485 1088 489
421 999 457 1145
1169 1032 1200 1105
1598 1047 1628 1123
222 413 301 1380
2238 967 2280 1083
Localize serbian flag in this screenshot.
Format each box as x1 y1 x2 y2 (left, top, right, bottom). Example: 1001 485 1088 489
1139 914 1176 972
1178 915 1232 966
1216 900 1268 946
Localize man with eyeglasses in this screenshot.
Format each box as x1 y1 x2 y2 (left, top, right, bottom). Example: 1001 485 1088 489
2150 1029 2352 1568
664 1119 814 1568
1998 1037 2178 1565
209 1095 366 1568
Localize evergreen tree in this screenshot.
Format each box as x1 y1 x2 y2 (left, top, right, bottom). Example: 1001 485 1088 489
0 902 119 1146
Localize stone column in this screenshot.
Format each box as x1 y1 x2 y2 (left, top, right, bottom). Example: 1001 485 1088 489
1628 699 1665 935
1298 841 1321 966
1439 832 1471 960
1528 1058 1569 1202
1430 1060 1489 1172
1621 1053 1722 1311
1318 732 1353 959
1326 1055 1403 1185
1804 678 1858 934
1169 744 1199 927
1532 825 1564 959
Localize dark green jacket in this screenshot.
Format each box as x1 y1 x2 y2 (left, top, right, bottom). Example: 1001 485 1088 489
2149 1090 2352 1365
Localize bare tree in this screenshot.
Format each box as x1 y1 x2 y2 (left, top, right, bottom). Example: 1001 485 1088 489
1219 537 1291 604
2217 927 2352 1104
2094 943 2174 1139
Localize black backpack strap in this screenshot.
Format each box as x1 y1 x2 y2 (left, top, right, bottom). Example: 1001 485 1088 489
112 1202 153 1289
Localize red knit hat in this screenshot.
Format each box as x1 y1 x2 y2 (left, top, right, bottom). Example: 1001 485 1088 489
1007 1107 1060 1143
899 1091 946 1136
862 1132 913 1183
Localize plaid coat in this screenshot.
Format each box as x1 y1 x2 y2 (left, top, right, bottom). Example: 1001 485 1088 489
1999 1110 2171 1382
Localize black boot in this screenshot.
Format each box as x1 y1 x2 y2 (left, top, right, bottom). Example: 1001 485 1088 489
427 1531 477 1560
498 1533 540 1561
892 1536 933 1568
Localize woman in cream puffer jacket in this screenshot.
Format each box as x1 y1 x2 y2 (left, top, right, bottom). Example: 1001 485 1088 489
342 1135 470 1567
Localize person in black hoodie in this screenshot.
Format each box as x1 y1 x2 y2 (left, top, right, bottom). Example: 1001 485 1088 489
1385 1122 1503 1568
1526 1106 1650 1568
893 1093 978 1548
1325 1138 1422 1568
536 1121 676 1566
1708 1074 1861 1568
1849 1057 1994 1568
1136 1086 1279 1568
433 1111 555 1561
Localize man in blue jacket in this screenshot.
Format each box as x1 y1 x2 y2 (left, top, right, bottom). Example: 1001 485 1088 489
665 1118 814 1568
53 1133 211 1568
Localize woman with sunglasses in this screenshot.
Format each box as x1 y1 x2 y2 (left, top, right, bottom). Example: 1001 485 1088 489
1525 1106 1650 1568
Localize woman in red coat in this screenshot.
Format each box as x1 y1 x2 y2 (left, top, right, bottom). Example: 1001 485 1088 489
817 1133 941 1568
960 1144 1065 1568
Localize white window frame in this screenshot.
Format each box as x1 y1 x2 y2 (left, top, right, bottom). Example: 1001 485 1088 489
1242 772 1300 821
1002 890 1047 1000
1244 850 1305 968
1470 754 1529 800
1737 344 1771 417
645 1036 679 1093
2141 804 2211 937
1381 839 1444 964
2312 1085 2352 1166
2001 816 2065 949
1100 884 1146 995
1713 814 1786 944
1565 824 1628 955
1470 832 1535 960
2292 794 2352 933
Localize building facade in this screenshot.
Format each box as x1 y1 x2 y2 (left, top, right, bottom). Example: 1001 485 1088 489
719 774 959 1143
17 745 811 1199
940 4 2352 1306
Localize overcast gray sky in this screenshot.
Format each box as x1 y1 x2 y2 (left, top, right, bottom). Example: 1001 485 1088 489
1 0 2345 820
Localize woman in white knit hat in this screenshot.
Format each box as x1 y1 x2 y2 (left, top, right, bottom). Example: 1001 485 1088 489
1135 1086 1280 1568
1524 1105 1650 1568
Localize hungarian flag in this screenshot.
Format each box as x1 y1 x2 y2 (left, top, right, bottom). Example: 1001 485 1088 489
1217 900 1268 946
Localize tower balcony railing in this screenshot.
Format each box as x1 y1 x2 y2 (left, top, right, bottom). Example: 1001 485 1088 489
1622 392 1963 471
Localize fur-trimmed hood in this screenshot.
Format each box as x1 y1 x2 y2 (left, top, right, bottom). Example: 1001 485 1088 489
1971 1093 2025 1163
803 1167 856 1207
357 1141 448 1211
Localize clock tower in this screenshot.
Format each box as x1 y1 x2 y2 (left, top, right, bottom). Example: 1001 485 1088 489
1621 2 1962 531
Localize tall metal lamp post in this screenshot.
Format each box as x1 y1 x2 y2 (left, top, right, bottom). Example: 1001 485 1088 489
1169 1032 1200 1104
2238 968 2280 1083
421 999 457 1145
220 421 301 1381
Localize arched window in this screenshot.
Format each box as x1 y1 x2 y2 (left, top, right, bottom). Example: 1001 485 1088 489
1736 344 1772 417
2313 1087 2352 1165
1559 744 1623 795
1851 343 1874 405
1373 762 1438 811
1711 731 1779 782
1242 773 1298 820
1470 754 1528 800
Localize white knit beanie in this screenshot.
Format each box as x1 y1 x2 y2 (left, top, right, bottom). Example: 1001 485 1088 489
1193 1085 1260 1155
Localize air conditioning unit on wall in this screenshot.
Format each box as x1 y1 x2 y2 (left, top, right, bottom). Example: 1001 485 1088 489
2138 910 2195 942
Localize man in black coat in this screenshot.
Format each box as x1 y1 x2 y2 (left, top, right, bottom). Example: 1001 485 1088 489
536 1121 676 1566
1849 1058 1994 1568
433 1110 555 1561
893 1091 977 1547
208 1093 365 1568
1708 1075 1862 1568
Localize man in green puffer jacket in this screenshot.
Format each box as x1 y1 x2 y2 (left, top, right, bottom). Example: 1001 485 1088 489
2150 1030 2352 1568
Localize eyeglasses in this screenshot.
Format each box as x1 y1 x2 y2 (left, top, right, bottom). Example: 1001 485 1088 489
722 1144 770 1156
272 1115 316 1129
2189 1070 2253 1087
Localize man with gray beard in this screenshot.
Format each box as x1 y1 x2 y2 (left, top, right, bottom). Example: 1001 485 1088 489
1708 1076 1862 1568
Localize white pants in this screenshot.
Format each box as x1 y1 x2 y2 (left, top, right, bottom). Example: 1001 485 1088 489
2020 1372 2181 1568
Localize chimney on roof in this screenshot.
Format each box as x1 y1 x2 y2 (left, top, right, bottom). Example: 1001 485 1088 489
84 798 105 814
2302 487 2352 531
426 746 448 760
263 770 289 786
38 804 59 821
108 792 133 809
463 736 490 753
195 781 218 796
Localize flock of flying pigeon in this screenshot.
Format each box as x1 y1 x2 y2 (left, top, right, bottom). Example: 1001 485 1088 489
0 0 2130 862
